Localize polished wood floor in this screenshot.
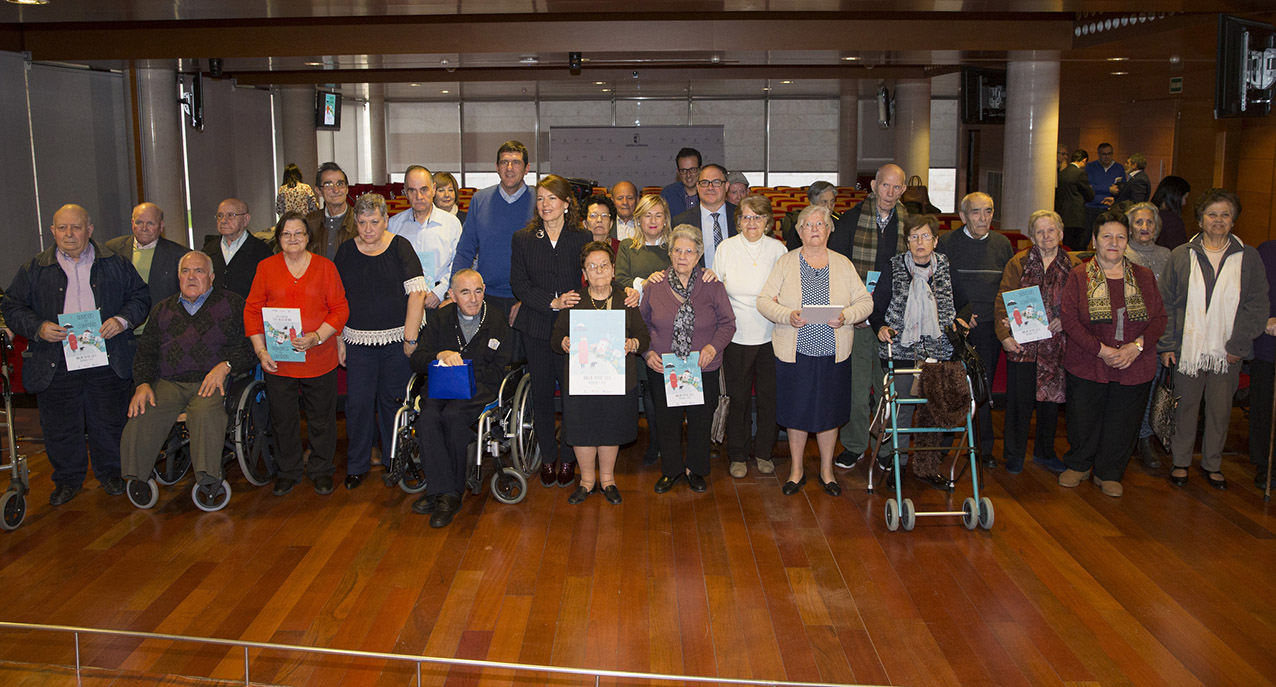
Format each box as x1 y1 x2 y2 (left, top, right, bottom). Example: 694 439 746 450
0 406 1274 687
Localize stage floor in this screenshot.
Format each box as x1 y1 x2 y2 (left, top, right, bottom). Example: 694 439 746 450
0 406 1273 686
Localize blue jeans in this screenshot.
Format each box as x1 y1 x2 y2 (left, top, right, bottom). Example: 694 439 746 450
344 341 413 476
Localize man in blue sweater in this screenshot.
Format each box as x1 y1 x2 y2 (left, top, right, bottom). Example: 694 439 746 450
1084 142 1125 243
451 140 535 323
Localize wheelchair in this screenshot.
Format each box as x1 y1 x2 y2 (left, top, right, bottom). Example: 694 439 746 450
384 364 536 504
0 332 29 531
126 372 278 512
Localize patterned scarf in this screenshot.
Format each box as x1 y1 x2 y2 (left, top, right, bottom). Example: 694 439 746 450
1085 256 1148 323
667 266 699 358
1014 247 1071 403
850 194 909 278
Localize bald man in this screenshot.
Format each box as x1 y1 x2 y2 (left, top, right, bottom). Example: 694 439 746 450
202 198 273 299
610 181 639 242
3 204 150 506
105 203 188 332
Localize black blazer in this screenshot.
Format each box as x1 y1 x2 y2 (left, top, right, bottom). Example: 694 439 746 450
672 203 737 265
509 225 593 340
202 233 274 300
1112 171 1151 206
105 235 188 311
1055 164 1094 229
410 300 513 402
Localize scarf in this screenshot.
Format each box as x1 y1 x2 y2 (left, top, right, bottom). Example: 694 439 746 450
900 253 942 348
667 266 699 358
850 194 908 278
1013 247 1071 403
1179 242 1243 376
1085 257 1148 323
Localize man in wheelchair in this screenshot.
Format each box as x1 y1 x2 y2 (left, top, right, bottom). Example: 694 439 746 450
409 269 512 528
120 251 256 506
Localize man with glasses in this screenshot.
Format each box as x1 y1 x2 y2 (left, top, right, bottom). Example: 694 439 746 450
672 163 737 270
388 165 463 311
305 161 357 260
203 198 271 299
1084 142 1124 242
660 147 702 217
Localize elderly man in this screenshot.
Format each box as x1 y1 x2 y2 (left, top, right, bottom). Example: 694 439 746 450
2 204 150 505
660 147 702 217
726 171 751 206
203 198 272 299
305 161 358 260
105 203 187 333
610 180 639 242
409 269 512 528
672 163 737 269
829 164 910 470
1112 153 1151 206
783 180 840 247
937 192 1013 469
389 164 463 310
120 251 255 504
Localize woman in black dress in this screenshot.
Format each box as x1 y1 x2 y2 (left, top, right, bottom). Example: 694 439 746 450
552 242 650 504
333 193 427 488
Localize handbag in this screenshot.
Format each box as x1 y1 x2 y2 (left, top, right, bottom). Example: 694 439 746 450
427 359 476 399
1150 367 1178 447
945 326 990 408
711 368 730 444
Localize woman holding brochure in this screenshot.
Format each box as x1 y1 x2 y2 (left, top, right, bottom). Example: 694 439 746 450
551 242 650 505
757 205 872 497
640 226 735 494
245 211 350 498
993 210 1081 474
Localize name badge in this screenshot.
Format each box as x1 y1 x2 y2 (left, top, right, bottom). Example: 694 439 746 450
488 338 501 350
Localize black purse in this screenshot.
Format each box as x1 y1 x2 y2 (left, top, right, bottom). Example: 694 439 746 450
946 325 990 408
1150 367 1178 447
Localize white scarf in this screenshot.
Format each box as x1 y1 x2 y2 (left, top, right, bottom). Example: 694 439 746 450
1179 240 1243 376
900 253 941 347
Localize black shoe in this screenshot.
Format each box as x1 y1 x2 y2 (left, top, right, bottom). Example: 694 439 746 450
429 492 462 528
919 473 955 492
567 484 594 504
411 494 438 514
687 473 708 493
642 450 660 466
654 474 682 494
1201 467 1228 491
833 450 862 470
818 478 842 497
782 475 808 495
980 454 998 470
1004 457 1024 474
272 478 298 496
1137 437 1161 469
602 484 623 505
313 476 334 495
1169 468 1189 486
49 484 81 506
344 473 366 490
1033 455 1067 474
101 476 126 496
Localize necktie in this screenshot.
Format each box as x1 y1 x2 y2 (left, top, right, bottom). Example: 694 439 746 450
712 212 722 249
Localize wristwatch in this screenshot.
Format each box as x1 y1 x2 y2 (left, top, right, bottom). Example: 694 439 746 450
405 339 418 345
1134 339 1144 352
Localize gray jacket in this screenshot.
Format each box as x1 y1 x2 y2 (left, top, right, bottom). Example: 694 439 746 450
1157 233 1269 360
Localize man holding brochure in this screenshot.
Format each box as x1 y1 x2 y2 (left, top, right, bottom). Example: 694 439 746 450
3 204 150 506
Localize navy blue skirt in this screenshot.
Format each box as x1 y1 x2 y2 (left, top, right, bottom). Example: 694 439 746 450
776 353 852 433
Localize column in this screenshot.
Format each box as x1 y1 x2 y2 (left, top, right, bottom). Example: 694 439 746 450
838 82 859 187
134 65 188 241
1001 52 1060 233
280 86 319 180
893 79 931 185
368 83 388 183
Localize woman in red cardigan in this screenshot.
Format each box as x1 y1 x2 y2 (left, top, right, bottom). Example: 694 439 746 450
245 211 350 497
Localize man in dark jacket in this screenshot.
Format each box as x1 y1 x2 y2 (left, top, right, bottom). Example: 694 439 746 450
408 269 513 528
1056 149 1094 251
202 198 272 300
672 163 737 269
1111 153 1151 207
2 204 151 506
104 202 187 333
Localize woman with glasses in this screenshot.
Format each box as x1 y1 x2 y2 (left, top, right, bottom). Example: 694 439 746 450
582 194 620 253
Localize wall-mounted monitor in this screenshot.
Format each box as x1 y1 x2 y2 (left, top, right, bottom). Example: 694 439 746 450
961 67 1006 125
315 90 342 130
1215 14 1276 119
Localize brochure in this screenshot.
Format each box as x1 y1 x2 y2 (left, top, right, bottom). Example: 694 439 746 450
262 307 306 362
1002 286 1052 344
568 310 626 395
662 352 705 407
59 310 108 371
865 270 881 294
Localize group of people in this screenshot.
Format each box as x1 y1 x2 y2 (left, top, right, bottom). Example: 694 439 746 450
2 139 1272 534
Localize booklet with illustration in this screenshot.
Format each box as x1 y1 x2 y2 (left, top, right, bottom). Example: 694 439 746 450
568 310 626 395
262 307 306 362
865 270 881 294
1001 286 1052 344
59 310 108 371
662 352 705 407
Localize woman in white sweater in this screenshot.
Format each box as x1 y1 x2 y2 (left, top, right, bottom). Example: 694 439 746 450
713 195 788 478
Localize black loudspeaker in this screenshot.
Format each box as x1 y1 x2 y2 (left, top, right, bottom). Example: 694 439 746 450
568 52 582 75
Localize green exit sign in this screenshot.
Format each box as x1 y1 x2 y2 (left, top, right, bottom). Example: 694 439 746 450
1169 76 1183 94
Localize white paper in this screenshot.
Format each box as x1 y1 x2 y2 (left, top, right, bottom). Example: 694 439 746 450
800 304 845 324
567 310 626 396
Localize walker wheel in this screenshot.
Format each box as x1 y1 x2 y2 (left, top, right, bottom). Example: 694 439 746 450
901 498 916 531
0 490 26 530
127 478 159 510
884 498 900 532
490 469 527 505
191 479 232 512
961 497 978 530
978 497 995 530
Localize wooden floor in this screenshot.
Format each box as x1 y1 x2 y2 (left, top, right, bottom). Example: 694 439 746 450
0 406 1274 687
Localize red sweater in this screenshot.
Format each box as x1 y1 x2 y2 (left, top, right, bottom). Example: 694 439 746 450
1060 261 1166 386
244 253 350 378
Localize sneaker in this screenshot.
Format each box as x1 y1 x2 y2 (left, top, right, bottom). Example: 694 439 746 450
755 458 775 475
728 461 747 478
834 450 862 470
1058 468 1091 488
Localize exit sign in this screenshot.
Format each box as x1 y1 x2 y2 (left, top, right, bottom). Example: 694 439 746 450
1169 76 1183 94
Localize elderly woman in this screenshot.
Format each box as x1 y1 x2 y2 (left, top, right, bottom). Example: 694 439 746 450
994 210 1081 474
1058 210 1166 497
432 171 466 224
582 194 620 254
714 195 788 479
781 180 838 248
1159 189 1269 490
552 242 650 505
1151 175 1190 250
758 205 872 495
640 226 736 494
1123 202 1174 467
245 211 350 496
333 194 426 489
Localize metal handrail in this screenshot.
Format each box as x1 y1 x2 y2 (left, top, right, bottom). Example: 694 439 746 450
0 620 892 687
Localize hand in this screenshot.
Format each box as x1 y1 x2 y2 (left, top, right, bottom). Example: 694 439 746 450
423 292 442 309
1226 353 1242 365
1047 318 1063 334
701 269 719 283
402 340 417 357
198 363 231 397
1097 343 1121 367
1267 317 1276 337
257 349 278 373
789 310 807 328
698 344 717 368
955 314 976 330
291 331 321 352
553 291 581 310
561 336 571 353
38 321 68 342
437 350 463 367
827 313 846 329
624 337 639 354
336 338 346 366
1001 336 1023 354
1160 351 1177 366
128 384 156 417
623 287 640 308
1109 343 1140 370
1101 197 1115 206
645 270 667 285
508 302 521 326
877 326 896 343
645 350 664 373
99 317 126 339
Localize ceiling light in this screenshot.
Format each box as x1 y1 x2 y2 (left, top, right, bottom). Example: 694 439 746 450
780 80 793 84
440 89 450 94
1110 71 1128 76
409 83 421 87
6 0 50 5
303 61 323 67
1106 57 1128 62
762 87 771 91
594 81 606 85
519 56 539 65
841 56 861 61
601 88 611 92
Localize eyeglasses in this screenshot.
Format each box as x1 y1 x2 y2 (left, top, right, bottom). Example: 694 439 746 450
678 166 701 175
497 160 525 168
279 231 307 240
671 247 699 256
800 221 829 229
587 212 612 221
697 179 726 188
320 180 348 189
740 215 767 223
584 262 612 272
214 212 248 222
908 233 935 242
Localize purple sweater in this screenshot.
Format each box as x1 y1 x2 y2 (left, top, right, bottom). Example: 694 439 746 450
640 272 736 372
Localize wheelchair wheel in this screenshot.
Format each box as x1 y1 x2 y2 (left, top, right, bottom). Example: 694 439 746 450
0 490 26 530
490 469 527 505
901 498 916 531
509 374 541 476
153 425 192 486
234 380 278 486
191 479 232 512
127 478 159 510
884 498 900 532
961 497 978 530
978 497 995 530
393 425 428 494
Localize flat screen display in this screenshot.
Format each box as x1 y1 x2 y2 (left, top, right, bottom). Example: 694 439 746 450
316 90 341 130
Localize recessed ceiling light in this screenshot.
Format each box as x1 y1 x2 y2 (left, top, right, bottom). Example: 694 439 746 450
303 61 323 67
519 56 539 65
780 80 793 84
409 83 421 87
594 81 606 85
1106 57 1129 62
601 88 611 92
440 89 450 94
762 87 771 91
6 0 50 5
841 56 861 61
1110 71 1128 76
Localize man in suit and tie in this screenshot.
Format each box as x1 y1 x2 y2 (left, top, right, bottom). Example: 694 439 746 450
1056 149 1095 250
105 202 187 334
672 163 736 270
1111 153 1151 207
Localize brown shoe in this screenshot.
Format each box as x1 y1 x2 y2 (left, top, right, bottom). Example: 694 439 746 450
1092 475 1123 497
1058 468 1091 488
540 460 557 488
557 460 576 487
